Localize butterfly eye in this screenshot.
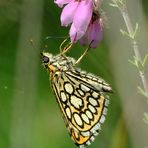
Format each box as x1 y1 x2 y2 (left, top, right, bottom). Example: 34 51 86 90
43 55 49 63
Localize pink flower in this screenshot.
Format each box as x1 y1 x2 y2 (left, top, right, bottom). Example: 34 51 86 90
60 0 79 26
80 19 103 48
55 0 103 48
72 0 93 40
59 0 93 41
69 23 85 42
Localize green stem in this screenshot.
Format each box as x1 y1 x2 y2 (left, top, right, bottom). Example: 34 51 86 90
118 3 148 95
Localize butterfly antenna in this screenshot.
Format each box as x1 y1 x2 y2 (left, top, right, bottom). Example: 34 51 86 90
42 35 68 52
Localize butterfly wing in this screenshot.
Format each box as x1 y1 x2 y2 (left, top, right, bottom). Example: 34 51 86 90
50 69 111 147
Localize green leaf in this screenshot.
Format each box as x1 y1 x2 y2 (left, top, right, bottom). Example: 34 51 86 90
120 29 130 37
132 23 139 39
138 86 148 98
109 3 118 7
128 56 139 68
142 54 148 67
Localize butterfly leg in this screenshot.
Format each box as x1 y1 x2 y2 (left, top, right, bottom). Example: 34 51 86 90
60 38 73 55
75 41 93 65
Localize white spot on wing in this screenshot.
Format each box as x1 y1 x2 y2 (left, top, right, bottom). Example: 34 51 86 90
91 123 101 133
94 131 99 136
86 75 92 79
92 77 98 81
77 89 85 96
100 115 105 124
88 105 96 113
90 136 95 142
80 84 90 92
74 113 83 126
105 99 110 106
103 107 108 115
81 113 90 124
92 92 99 98
88 97 98 106
85 110 93 119
103 85 112 91
60 91 67 102
86 140 91 145
65 107 71 119
64 83 73 94
81 131 90 136
70 95 83 109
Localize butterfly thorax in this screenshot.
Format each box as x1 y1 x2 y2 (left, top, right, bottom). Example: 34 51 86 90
41 52 76 73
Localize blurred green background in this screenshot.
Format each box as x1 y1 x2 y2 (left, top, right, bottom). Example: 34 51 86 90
0 0 148 148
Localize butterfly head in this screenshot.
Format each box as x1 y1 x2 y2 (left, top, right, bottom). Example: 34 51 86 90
41 52 57 72
41 51 76 73
41 52 52 63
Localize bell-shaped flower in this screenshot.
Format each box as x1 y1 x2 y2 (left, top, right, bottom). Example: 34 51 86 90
60 0 79 26
55 0 103 48
88 19 103 48
69 23 85 42
73 0 93 34
80 19 103 48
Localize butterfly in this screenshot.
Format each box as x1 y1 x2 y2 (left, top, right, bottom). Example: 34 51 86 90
41 41 112 147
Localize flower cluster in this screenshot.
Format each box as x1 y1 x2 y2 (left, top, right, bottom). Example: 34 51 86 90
54 0 103 48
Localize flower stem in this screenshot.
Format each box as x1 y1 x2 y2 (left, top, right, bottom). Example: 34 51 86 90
113 0 148 97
